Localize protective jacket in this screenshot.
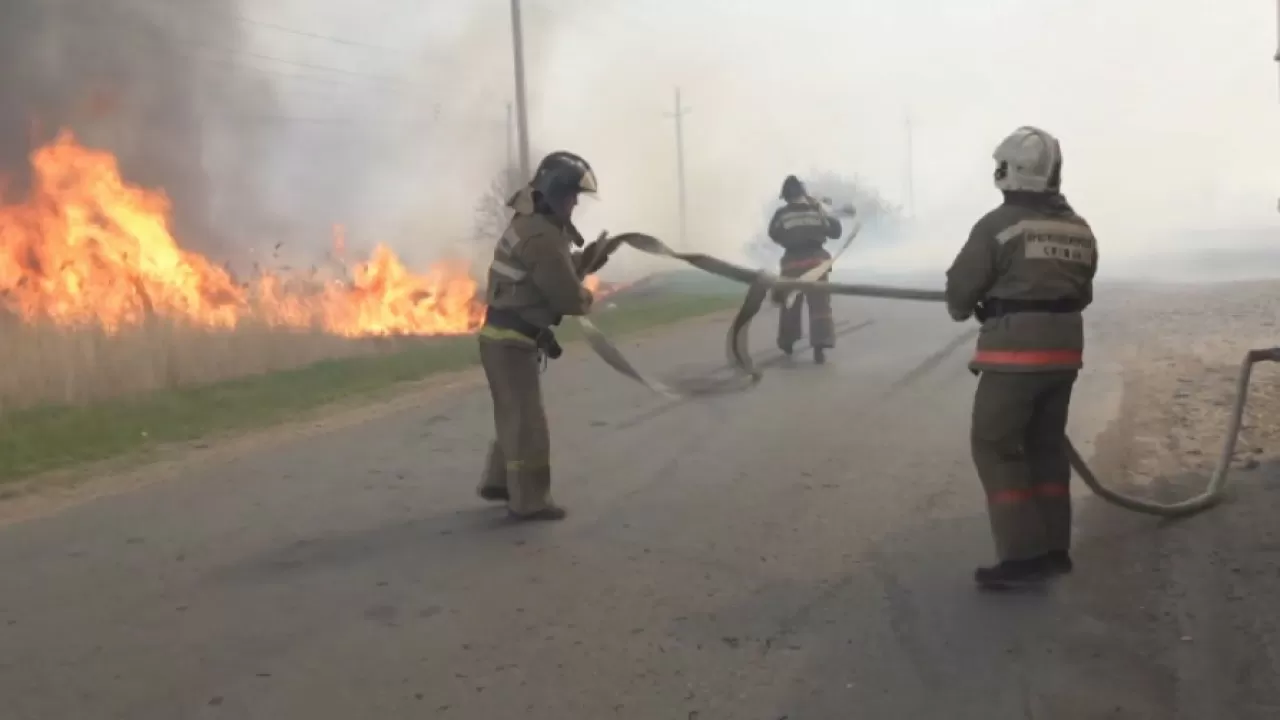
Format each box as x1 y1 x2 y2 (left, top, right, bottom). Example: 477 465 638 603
481 196 593 347
945 192 1098 373
768 200 843 273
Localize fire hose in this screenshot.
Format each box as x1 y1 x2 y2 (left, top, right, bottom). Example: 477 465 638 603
573 231 1280 519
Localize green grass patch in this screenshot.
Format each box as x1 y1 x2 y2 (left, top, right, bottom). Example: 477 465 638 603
0 293 741 484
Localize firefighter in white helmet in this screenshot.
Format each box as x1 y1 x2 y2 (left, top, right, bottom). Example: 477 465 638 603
944 126 1099 589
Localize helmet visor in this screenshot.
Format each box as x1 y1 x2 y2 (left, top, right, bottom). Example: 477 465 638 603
577 166 598 194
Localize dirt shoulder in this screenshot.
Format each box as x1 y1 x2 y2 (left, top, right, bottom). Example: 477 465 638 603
1068 281 1280 718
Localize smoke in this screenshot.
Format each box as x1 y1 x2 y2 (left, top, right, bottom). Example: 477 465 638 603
513 0 1280 284
6 0 1280 286
0 0 278 260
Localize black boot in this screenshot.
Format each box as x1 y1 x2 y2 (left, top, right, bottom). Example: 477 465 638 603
1045 550 1073 575
478 486 509 502
813 347 827 364
974 556 1051 590
509 505 568 522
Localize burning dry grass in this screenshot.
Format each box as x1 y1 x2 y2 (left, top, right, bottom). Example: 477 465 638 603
0 129 739 484
1 131 487 339
0 277 663 412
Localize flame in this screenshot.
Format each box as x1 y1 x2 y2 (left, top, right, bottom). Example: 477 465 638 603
583 275 635 302
0 131 485 336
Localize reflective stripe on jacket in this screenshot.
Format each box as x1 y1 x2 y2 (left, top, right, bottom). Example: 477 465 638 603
484 211 592 332
768 200 842 267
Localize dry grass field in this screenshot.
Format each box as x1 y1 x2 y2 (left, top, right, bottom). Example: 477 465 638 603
0 315 433 412
0 292 740 483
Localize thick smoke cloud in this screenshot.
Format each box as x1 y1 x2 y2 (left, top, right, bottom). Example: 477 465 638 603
0 0 277 259
6 1 1280 285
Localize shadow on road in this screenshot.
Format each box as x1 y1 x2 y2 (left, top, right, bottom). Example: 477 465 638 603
757 491 1184 719
211 505 531 586
759 450 1280 719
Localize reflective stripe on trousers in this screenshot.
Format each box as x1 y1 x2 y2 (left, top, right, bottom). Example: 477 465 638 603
478 324 538 346
971 371 1077 561
988 483 1069 504
781 257 827 272
972 349 1082 367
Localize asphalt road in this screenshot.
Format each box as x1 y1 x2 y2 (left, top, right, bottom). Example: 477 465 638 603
0 297 1214 720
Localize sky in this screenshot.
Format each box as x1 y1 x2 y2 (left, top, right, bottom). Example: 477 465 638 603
116 0 1280 279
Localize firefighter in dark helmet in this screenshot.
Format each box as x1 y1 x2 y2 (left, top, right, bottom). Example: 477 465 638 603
476 151 616 521
945 126 1099 589
768 175 843 364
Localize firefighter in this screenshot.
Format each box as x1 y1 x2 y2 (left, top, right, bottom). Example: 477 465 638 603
476 151 613 521
945 126 1099 589
768 175 843 364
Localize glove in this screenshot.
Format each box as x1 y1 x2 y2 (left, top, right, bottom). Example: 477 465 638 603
534 327 564 360
582 243 610 273
947 304 972 322
577 231 621 276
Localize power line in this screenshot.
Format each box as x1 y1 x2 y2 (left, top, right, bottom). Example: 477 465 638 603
94 103 442 129
197 108 442 125
13 4 442 127
217 45 409 83
152 114 405 126
193 53 396 89
125 0 414 53
230 12 412 52
61 2 416 85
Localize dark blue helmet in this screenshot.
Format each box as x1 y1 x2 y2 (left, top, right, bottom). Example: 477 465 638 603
780 174 806 201
532 151 597 205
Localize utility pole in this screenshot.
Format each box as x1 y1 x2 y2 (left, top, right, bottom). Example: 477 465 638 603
1275 0 1280 99
904 110 916 220
665 87 692 245
509 0 532 181
505 102 514 172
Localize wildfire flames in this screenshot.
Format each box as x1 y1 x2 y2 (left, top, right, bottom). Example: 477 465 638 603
0 132 606 337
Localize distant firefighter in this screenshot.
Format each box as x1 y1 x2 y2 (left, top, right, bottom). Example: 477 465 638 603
767 175 844 364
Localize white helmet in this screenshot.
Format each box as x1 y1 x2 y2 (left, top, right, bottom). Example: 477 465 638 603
992 126 1062 193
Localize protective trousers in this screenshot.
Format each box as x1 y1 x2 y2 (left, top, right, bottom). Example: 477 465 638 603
970 370 1077 562
477 336 555 516
776 267 835 351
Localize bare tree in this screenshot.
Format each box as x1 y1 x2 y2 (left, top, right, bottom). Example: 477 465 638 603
472 163 526 246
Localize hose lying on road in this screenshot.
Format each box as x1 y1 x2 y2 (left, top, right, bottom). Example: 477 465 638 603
1067 347 1280 518
576 220 863 398
574 231 1280 518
